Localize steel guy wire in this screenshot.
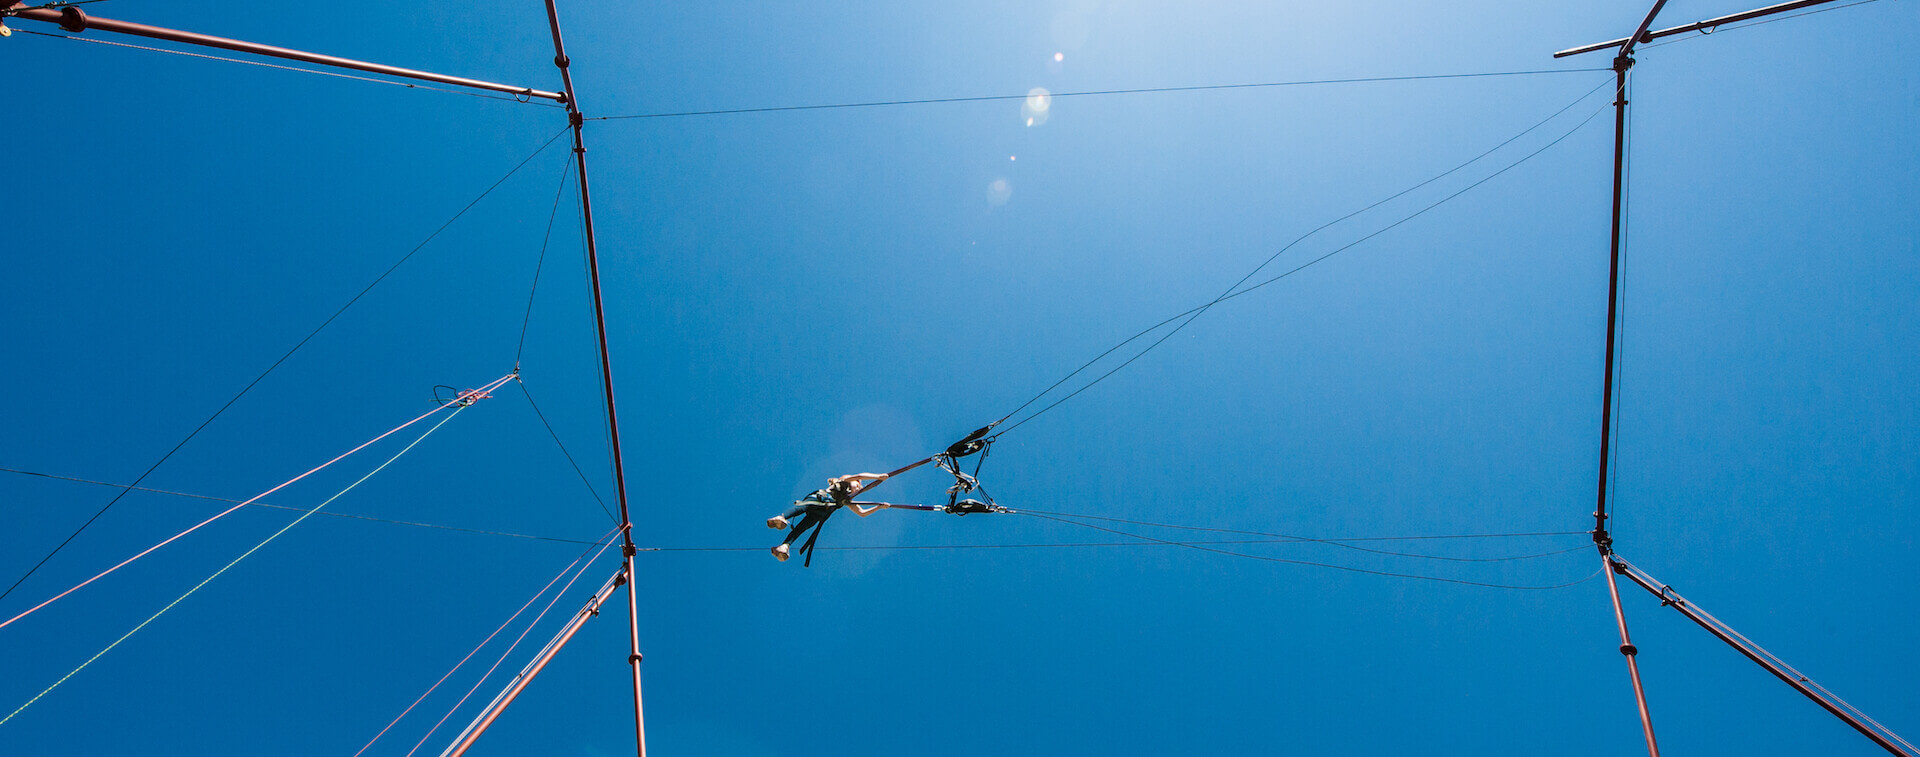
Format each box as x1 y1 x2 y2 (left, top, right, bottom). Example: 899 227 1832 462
1 401 472 727
0 130 568 604
590 69 1608 121
994 75 1621 436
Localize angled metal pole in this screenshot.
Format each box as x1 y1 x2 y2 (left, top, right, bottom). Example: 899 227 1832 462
1583 3 1667 756
442 567 629 757
1609 556 1918 757
1556 0 1853 58
1602 550 1660 757
538 2 647 755
2 3 565 102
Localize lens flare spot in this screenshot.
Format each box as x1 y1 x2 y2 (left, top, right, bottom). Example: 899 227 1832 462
1026 88 1052 113
1021 87 1052 126
987 178 1012 206
1054 52 1065 62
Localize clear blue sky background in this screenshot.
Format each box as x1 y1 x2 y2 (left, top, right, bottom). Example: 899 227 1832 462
3 1 1916 754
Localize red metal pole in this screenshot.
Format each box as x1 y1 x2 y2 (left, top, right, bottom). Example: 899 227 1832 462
1555 0 1852 58
1602 554 1661 757
1611 557 1917 757
537 2 647 754
5 5 565 102
1588 5 1666 755
442 567 627 757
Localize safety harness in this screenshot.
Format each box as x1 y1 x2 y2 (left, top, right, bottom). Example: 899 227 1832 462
784 425 1010 566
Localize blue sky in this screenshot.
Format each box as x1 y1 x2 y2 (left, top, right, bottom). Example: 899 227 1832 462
2 1 1915 754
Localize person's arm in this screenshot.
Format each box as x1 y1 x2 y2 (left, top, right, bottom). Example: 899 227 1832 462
831 472 890 496
845 501 889 517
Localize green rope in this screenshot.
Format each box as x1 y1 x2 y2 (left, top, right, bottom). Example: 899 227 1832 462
2 406 468 726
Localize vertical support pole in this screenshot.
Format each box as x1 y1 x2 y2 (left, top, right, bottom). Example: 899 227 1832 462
1594 58 1630 547
1591 4 1666 755
539 2 646 755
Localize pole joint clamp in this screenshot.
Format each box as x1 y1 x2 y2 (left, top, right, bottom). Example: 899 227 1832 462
57 5 86 32
1620 643 1638 657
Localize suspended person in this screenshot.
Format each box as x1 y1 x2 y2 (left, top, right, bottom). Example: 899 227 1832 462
768 472 892 564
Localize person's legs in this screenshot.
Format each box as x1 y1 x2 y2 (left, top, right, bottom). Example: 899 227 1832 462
782 512 823 547
768 502 808 529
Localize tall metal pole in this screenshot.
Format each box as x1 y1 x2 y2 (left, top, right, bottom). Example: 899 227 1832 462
9 1 647 747
1610 556 1917 757
1557 0 1901 752
1588 3 1667 756
538 3 647 755
1602 550 1660 757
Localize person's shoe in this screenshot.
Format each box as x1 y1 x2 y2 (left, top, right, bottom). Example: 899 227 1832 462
772 544 791 562
767 515 789 530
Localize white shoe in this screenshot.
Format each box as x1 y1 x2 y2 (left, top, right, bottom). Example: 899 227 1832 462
772 544 791 562
767 515 789 530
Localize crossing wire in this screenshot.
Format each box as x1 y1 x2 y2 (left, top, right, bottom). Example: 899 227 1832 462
589 68 1606 121
0 467 605 546
0 129 568 605
1 401 472 727
993 75 1621 437
1019 512 1601 590
0 374 516 633
1016 508 1590 563
514 158 578 367
518 380 616 523
0 466 1592 558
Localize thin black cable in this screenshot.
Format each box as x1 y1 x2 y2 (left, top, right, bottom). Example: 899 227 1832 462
0 467 604 546
589 69 1606 121
1017 508 1589 563
1021 512 1601 590
8 28 562 106
2 0 114 14
992 76 1616 430
515 158 576 367
1641 0 1887 50
0 127 571 604
639 538 1582 553
517 380 616 523
996 79 1620 436
7 464 1588 556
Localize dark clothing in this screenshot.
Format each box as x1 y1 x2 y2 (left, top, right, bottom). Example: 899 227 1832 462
780 491 841 566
